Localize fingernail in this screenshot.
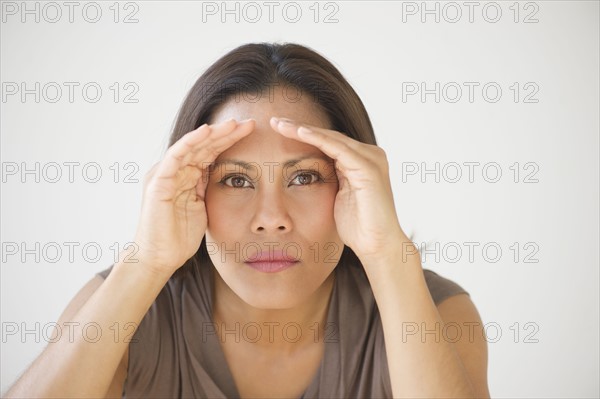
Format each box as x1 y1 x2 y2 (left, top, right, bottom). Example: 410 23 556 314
273 117 295 125
278 117 294 124
238 118 254 124
298 126 314 136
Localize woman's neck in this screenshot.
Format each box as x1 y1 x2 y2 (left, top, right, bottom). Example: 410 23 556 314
211 267 336 354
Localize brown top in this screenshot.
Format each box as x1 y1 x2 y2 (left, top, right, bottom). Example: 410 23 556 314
97 257 469 398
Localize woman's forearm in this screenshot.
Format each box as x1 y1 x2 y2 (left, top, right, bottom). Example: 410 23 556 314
4 252 172 398
362 243 476 399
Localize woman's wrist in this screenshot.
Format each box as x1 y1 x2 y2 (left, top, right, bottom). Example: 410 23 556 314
357 231 423 292
356 227 421 268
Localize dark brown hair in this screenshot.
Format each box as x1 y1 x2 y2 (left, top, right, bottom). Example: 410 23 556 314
170 42 377 278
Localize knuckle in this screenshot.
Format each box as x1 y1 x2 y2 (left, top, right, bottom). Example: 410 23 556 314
372 145 387 158
368 145 389 168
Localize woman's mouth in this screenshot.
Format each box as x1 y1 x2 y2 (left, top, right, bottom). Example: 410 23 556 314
244 250 300 273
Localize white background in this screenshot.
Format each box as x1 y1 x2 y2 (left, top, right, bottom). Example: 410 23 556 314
1 1 599 397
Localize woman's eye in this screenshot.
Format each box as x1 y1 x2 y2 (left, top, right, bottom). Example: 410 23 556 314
221 175 252 188
290 172 321 186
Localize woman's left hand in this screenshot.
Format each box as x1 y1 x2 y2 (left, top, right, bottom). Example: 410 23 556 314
270 117 410 266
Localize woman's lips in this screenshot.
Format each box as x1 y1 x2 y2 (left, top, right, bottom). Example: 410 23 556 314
244 250 300 273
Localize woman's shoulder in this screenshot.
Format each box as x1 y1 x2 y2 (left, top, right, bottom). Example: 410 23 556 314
94 262 216 396
96 264 113 280
421 268 470 305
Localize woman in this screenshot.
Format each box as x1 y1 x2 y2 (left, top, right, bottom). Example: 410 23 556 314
5 42 490 398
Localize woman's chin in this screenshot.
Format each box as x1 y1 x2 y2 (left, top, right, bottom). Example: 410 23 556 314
232 281 312 310
213 260 337 311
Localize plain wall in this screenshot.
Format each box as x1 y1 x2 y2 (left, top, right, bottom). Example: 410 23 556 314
1 1 598 397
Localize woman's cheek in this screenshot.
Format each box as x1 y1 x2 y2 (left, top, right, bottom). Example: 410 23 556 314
290 188 340 240
205 189 250 240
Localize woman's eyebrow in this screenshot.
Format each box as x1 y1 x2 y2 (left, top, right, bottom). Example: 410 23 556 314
212 154 332 171
282 154 333 168
211 159 257 171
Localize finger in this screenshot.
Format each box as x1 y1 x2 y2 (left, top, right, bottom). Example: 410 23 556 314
168 118 249 172
157 119 254 180
270 117 363 151
190 118 256 199
270 117 366 173
196 170 208 200
155 123 216 181
188 118 256 167
176 165 202 194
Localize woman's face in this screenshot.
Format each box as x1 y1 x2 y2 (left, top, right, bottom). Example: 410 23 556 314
205 86 344 309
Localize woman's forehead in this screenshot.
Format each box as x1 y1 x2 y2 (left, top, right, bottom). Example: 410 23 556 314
209 89 334 164
210 88 332 129
216 121 332 165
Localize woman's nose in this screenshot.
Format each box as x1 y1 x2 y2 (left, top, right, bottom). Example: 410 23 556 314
249 187 293 234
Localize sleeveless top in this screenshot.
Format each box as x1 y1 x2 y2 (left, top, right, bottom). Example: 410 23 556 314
97 256 469 398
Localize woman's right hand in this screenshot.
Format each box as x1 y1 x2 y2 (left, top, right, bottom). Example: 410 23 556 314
130 118 256 276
